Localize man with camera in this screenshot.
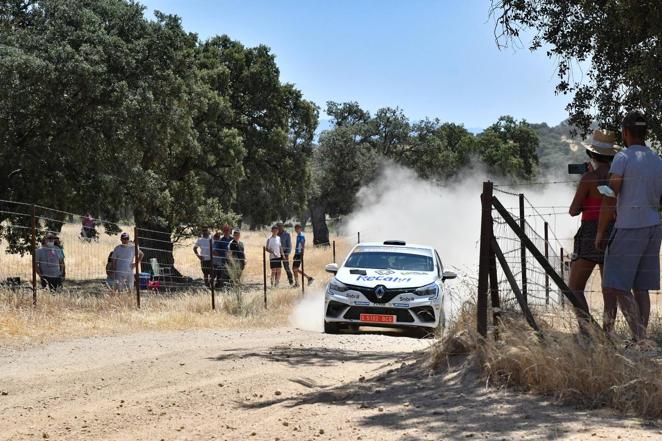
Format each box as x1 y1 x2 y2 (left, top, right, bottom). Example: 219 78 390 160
596 111 662 344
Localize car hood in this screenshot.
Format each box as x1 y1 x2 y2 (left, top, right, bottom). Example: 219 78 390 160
335 267 436 289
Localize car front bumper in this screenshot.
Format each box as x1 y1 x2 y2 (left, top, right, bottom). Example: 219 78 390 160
324 286 442 328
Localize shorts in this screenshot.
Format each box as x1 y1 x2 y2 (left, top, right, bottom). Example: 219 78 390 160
201 259 212 276
41 276 62 290
572 220 614 264
292 253 303 269
603 225 662 292
113 272 134 290
270 258 282 270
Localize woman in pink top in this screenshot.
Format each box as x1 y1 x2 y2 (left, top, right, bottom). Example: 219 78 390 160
568 130 619 333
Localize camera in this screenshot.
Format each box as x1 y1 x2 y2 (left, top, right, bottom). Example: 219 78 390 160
568 163 589 175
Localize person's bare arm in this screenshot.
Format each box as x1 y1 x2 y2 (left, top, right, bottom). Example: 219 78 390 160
569 176 590 216
595 173 621 250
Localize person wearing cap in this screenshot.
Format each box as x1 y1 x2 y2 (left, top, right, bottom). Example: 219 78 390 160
597 110 662 343
36 232 65 291
212 225 233 288
228 229 246 284
111 232 144 291
277 223 294 286
266 226 283 287
292 224 314 287
568 130 620 333
193 226 213 288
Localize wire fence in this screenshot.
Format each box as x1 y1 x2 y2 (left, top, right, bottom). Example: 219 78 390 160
487 183 662 334
0 200 349 308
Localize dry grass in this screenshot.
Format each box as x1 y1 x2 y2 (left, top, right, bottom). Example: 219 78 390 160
0 227 351 346
431 302 662 419
0 288 298 345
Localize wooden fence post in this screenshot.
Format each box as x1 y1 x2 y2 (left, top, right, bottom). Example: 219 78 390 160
477 181 493 338
519 194 527 304
31 204 37 307
209 237 215 310
262 246 267 308
134 227 141 309
544 222 550 306
332 240 336 263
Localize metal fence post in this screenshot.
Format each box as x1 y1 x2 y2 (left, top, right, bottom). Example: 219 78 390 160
519 193 527 304
477 181 493 338
357 232 360 244
544 221 550 306
559 247 565 309
134 227 141 309
209 237 215 310
301 253 305 296
31 204 37 307
262 246 267 308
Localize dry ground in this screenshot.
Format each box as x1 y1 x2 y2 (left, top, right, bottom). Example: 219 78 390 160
1 327 661 441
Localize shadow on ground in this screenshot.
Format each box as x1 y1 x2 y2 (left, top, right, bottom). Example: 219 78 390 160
227 344 662 441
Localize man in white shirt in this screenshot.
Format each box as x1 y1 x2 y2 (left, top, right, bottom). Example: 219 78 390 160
111 232 144 291
266 225 283 287
193 226 213 287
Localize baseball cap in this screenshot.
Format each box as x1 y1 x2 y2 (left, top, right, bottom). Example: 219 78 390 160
622 110 647 128
120 232 130 240
271 225 278 230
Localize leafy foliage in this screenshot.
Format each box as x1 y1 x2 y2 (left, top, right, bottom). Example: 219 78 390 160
0 0 317 254
491 0 662 144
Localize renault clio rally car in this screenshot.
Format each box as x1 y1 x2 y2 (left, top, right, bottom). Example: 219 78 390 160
323 240 456 334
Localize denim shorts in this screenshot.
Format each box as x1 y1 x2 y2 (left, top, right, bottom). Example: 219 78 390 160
603 225 662 291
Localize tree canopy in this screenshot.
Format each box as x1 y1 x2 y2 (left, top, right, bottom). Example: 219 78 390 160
491 0 662 143
0 0 318 244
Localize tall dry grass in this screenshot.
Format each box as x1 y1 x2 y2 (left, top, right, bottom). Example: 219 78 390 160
432 302 662 419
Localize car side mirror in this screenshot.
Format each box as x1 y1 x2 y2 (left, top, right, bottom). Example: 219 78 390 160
325 263 338 274
442 270 457 281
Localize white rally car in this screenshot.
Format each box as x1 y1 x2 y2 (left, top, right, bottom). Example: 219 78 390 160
323 240 456 334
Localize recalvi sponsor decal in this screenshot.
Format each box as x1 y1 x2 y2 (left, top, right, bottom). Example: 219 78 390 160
355 275 412 283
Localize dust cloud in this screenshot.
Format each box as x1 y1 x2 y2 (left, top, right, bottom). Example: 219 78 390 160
289 290 325 332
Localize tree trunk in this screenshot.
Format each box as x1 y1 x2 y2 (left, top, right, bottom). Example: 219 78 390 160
309 199 330 246
134 215 190 288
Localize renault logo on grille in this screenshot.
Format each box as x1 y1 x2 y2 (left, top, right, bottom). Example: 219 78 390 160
374 285 386 299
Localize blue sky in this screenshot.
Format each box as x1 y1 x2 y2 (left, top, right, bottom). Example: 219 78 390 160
140 0 572 129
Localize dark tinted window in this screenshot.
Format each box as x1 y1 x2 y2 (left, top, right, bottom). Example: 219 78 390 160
344 252 433 271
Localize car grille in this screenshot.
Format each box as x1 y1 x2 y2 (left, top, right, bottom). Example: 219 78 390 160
343 306 414 323
344 284 417 304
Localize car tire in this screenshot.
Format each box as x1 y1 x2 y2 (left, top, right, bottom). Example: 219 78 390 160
324 321 340 334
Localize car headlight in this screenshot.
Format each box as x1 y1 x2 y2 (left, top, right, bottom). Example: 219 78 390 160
415 283 438 297
328 278 349 293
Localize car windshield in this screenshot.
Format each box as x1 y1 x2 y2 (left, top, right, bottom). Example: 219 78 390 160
344 252 434 272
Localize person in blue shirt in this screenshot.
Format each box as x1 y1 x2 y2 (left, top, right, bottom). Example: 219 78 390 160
292 224 314 287
213 225 233 288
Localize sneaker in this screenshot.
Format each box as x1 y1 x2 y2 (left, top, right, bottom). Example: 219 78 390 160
307 277 314 286
293 283 300 288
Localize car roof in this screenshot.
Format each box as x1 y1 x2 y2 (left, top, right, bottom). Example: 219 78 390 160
352 242 436 256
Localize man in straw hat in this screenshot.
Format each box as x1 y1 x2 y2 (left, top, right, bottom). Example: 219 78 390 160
597 110 662 344
568 129 620 333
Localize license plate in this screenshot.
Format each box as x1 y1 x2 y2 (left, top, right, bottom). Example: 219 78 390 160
359 313 396 323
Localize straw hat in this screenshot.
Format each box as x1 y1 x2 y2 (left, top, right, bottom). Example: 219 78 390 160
585 129 620 156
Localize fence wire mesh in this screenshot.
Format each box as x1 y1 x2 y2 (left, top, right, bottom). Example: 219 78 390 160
0 200 339 306
491 186 662 331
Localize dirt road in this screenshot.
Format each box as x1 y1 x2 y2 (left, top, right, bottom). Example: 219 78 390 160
1 328 660 441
